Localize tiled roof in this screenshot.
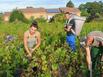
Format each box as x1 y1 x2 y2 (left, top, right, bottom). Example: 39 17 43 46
19 7 46 13
3 12 11 16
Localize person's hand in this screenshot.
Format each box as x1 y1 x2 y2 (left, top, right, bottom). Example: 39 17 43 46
30 48 35 54
27 52 32 58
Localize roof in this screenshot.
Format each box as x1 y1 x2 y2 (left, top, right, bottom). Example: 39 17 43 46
59 7 80 14
19 7 46 13
46 9 60 13
3 12 11 17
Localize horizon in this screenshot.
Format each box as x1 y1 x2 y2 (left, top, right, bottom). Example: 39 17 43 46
0 0 102 13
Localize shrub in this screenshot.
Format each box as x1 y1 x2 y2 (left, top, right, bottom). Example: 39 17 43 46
0 13 3 22
9 9 28 23
49 13 65 23
35 17 46 23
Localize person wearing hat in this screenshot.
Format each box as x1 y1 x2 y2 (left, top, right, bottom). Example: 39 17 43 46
64 12 77 52
24 21 41 58
84 31 103 71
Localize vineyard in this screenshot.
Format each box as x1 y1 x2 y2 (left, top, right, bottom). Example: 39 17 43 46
0 21 103 77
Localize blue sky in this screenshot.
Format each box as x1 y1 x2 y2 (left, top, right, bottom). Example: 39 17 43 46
0 0 101 12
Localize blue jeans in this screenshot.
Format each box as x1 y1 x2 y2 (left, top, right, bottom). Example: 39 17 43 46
66 34 76 52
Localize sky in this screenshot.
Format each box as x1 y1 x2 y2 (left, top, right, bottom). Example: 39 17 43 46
0 0 102 13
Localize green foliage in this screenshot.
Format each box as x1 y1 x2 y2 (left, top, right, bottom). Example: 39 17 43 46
50 13 65 23
35 17 46 23
9 9 28 23
29 16 35 22
0 20 103 77
0 13 3 22
80 10 89 16
79 1 103 14
66 0 74 7
79 1 103 22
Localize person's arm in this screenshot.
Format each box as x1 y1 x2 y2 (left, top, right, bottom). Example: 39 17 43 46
85 37 94 70
85 46 92 70
32 32 41 52
23 32 31 57
64 19 75 34
64 25 72 32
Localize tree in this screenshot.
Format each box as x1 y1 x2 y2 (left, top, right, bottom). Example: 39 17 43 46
79 4 89 16
0 13 3 22
86 2 101 14
66 0 74 7
80 10 89 16
79 4 86 11
9 9 28 23
79 1 103 15
79 1 103 22
98 1 103 14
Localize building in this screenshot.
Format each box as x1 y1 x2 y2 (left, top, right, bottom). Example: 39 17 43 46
3 12 11 21
3 7 80 21
19 7 47 19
